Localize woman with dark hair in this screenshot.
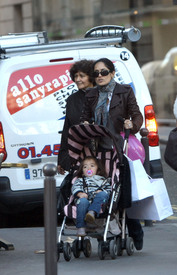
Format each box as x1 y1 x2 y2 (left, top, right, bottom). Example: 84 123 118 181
57 59 95 174
80 57 144 250
81 57 143 138
69 59 94 84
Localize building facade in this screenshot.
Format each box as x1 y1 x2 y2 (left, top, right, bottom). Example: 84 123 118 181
0 0 177 66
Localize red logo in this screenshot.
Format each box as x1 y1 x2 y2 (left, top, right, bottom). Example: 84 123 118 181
7 64 73 115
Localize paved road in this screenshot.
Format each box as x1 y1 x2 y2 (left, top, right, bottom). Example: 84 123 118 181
0 126 177 275
0 221 177 275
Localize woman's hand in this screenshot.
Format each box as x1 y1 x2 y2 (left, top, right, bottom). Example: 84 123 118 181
124 119 133 130
57 165 65 175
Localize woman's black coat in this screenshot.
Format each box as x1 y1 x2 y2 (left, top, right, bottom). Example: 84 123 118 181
80 83 143 208
57 89 85 171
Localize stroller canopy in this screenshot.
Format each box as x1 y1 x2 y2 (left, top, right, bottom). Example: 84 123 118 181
67 124 131 209
68 124 122 164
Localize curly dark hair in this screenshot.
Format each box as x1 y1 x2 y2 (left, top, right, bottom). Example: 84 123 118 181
76 156 107 178
69 59 95 84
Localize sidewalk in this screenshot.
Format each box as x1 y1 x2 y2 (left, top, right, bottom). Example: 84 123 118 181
0 219 177 275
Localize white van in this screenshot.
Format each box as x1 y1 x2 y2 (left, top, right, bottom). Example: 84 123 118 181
0 26 163 220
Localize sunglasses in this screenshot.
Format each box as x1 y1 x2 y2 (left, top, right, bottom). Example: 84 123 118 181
93 69 110 78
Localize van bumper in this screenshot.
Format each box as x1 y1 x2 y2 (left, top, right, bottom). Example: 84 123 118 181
150 159 163 178
0 160 163 214
0 177 59 214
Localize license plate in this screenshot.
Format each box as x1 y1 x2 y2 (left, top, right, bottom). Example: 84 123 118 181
25 168 44 180
24 168 60 180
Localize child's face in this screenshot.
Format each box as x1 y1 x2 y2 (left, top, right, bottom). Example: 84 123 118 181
82 159 98 177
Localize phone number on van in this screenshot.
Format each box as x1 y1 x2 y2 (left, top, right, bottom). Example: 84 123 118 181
17 144 60 159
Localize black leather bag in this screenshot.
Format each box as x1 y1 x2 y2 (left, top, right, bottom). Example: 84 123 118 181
164 127 177 171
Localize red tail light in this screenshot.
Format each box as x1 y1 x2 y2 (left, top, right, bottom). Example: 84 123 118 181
0 122 7 162
144 105 159 146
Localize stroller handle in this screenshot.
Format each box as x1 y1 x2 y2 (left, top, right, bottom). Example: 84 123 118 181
124 129 130 140
117 116 130 140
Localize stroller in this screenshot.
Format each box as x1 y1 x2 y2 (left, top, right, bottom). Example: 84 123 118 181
57 123 134 261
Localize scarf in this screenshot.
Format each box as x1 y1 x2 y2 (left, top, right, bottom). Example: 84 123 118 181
95 78 116 126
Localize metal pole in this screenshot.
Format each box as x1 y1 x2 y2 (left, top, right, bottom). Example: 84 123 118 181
43 163 58 275
140 128 153 227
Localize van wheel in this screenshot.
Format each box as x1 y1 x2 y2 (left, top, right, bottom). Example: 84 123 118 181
0 213 8 228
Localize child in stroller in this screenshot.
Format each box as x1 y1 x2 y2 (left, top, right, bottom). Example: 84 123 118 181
57 123 134 261
72 156 112 237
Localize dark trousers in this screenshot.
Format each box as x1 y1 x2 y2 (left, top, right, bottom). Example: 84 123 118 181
126 217 144 241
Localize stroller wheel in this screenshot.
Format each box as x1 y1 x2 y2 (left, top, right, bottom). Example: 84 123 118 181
72 239 81 258
116 237 123 256
83 238 92 258
63 242 72 261
109 239 118 259
126 237 134 256
98 241 106 260
57 242 60 261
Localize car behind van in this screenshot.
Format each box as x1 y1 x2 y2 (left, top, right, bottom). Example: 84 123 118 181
0 26 163 223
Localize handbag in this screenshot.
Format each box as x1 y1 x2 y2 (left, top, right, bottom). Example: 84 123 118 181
164 127 177 171
125 155 154 202
127 178 173 221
